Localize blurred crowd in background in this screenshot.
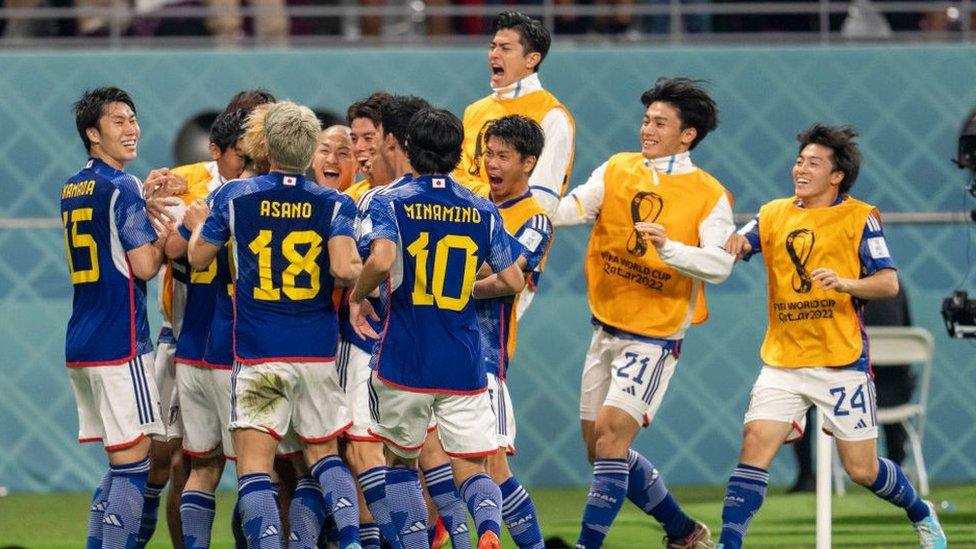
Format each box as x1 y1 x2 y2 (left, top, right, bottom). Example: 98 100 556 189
1 0 974 45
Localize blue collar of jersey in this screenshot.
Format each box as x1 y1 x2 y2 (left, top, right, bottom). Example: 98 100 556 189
267 171 307 186
87 157 125 177
796 193 847 208
494 189 533 209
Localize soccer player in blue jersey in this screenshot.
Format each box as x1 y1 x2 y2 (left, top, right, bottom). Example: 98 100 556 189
187 101 364 549
475 115 553 549
717 125 947 549
63 86 168 549
153 108 248 549
340 93 428 549
349 107 526 549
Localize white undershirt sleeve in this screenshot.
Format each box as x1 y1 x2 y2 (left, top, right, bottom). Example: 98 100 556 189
656 193 736 284
552 161 607 227
528 108 574 214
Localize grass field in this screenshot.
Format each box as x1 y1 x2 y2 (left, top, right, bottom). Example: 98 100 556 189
1 484 973 547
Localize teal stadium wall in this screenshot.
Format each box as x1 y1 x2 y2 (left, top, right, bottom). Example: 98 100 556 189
1 45 975 492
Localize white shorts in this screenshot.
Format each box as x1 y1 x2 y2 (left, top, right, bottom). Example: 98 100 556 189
230 360 351 445
368 372 495 460
579 326 680 427
744 366 879 442
69 352 165 450
177 363 234 458
152 340 182 440
337 340 379 442
487 373 516 455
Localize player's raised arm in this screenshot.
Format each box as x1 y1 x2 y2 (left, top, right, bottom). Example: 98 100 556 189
552 161 606 226
327 195 363 286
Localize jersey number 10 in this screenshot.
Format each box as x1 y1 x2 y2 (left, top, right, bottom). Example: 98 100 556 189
248 229 322 301
407 231 478 312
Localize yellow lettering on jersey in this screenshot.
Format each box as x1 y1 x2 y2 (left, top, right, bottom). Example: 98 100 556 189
61 179 96 199
259 200 313 218
402 203 481 224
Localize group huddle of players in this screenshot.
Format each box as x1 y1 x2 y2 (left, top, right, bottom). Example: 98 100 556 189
60 10 949 549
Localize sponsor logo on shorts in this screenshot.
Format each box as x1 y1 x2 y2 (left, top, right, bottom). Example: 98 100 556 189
854 418 867 429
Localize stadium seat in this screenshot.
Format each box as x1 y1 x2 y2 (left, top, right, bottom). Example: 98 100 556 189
832 326 935 496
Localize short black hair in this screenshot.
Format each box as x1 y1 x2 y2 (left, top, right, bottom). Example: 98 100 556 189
225 89 276 113
347 91 391 126
484 114 544 161
405 108 464 175
796 124 862 194
640 77 718 150
493 11 551 71
209 108 248 153
380 95 432 148
74 86 137 153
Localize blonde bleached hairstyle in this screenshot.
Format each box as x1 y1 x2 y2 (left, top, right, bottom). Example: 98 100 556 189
240 103 273 175
265 101 321 173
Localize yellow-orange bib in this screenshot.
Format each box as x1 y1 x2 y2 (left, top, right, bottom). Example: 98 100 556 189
584 153 729 337
455 90 575 197
758 196 877 367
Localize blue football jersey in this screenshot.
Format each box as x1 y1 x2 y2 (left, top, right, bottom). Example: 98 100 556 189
200 172 356 363
61 158 156 365
476 198 552 379
338 176 413 354
203 242 235 368
174 255 221 366
359 174 516 393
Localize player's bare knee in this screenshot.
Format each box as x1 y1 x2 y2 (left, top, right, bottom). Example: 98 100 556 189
842 456 879 486
487 449 511 484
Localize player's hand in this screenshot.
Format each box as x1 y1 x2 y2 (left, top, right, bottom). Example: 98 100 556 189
348 297 381 340
724 233 753 259
811 268 851 293
183 199 211 231
146 195 181 225
634 222 667 248
150 215 172 246
144 168 187 198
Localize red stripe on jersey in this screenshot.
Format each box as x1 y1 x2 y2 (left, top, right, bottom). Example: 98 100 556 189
67 356 133 367
182 445 222 458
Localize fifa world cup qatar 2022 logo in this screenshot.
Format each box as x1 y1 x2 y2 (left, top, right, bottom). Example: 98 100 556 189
626 191 664 257
785 228 815 293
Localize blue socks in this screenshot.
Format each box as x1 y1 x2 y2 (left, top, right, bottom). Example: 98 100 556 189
135 482 164 547
180 490 216 549
359 466 403 549
459 473 503 539
626 449 694 540
238 473 282 548
423 464 471 549
231 495 247 548
499 476 544 549
87 469 114 548
310 455 361 548
287 476 326 549
719 463 769 549
385 467 428 549
360 522 381 549
102 457 151 549
870 457 930 522
577 459 629 549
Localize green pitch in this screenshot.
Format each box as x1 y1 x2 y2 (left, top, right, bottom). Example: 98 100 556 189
1 484 973 547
